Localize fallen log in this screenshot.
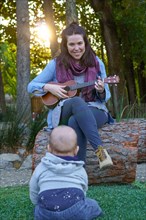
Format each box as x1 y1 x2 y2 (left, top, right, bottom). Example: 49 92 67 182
32 119 146 184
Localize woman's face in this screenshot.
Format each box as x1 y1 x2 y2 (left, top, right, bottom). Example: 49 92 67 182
66 34 85 61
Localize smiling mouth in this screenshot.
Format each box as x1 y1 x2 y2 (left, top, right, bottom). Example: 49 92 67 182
74 53 81 56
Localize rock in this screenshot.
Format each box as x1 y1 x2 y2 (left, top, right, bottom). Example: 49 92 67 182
0 159 13 169
32 119 146 184
17 148 26 157
19 155 32 170
0 153 22 162
0 153 22 170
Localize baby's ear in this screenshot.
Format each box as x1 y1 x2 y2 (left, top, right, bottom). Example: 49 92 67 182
47 144 51 152
74 145 79 155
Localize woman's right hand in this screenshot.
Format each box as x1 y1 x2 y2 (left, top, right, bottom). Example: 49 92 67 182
43 83 69 99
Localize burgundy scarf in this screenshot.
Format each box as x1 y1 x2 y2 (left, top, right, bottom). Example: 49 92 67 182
56 56 100 102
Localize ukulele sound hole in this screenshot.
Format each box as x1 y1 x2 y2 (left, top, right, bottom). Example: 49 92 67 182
64 86 70 91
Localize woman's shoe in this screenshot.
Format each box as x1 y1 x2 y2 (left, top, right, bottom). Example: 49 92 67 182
96 146 113 169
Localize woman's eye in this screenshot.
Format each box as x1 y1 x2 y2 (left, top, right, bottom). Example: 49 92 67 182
69 43 74 46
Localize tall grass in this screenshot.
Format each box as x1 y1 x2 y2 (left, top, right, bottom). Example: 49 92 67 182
114 95 146 122
0 105 48 152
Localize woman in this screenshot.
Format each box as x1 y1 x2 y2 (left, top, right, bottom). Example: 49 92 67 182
28 22 114 169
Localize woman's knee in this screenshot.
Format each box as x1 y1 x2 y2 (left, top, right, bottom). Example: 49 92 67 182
71 96 86 105
68 115 76 127
71 97 89 114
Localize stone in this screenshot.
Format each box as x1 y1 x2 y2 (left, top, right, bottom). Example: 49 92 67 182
0 159 13 169
0 153 22 169
17 148 26 157
0 153 22 162
13 161 22 169
19 155 32 170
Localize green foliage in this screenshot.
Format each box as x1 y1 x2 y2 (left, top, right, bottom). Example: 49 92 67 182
0 106 27 150
112 0 146 64
1 0 52 84
26 108 48 150
0 104 48 152
121 102 146 119
0 0 16 43
0 184 146 220
0 42 17 98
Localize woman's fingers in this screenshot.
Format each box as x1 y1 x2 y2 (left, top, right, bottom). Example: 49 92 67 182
95 80 104 93
54 85 69 98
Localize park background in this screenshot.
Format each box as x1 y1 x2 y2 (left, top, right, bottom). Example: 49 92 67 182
0 1 146 219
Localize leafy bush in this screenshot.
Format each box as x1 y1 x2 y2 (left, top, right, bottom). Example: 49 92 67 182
0 106 26 151
26 109 48 151
0 105 48 152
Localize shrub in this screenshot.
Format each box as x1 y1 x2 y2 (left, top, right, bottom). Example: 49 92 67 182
0 105 48 153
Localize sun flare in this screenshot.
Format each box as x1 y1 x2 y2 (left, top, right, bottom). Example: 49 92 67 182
35 22 51 47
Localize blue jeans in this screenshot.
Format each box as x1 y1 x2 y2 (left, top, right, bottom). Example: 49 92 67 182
34 198 103 220
60 97 108 161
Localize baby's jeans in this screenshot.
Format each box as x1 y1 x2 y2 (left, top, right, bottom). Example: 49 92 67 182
34 197 103 220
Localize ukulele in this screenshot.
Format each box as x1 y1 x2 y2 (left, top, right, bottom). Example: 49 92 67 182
41 75 120 107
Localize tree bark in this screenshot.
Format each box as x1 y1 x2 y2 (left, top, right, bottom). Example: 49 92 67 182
16 0 31 122
66 0 78 26
43 0 59 58
119 25 136 104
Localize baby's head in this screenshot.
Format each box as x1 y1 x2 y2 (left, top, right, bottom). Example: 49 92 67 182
48 125 79 156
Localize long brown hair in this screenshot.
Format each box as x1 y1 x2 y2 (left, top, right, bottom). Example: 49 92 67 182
57 22 97 68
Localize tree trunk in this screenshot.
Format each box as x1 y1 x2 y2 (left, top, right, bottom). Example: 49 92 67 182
16 0 31 122
0 72 6 115
32 119 146 184
66 0 78 26
119 25 136 104
122 57 136 104
90 0 126 117
137 61 146 103
43 0 59 58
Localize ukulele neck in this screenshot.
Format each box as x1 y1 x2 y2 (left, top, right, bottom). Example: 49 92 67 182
65 80 95 91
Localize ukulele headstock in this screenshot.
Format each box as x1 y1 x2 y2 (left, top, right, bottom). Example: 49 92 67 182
104 75 120 85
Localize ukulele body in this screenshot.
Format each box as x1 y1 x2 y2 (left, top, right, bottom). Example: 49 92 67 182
42 80 77 107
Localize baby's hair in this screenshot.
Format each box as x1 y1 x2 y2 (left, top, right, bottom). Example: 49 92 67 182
49 125 77 154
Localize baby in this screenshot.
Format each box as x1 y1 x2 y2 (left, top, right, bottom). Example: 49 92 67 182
29 125 103 219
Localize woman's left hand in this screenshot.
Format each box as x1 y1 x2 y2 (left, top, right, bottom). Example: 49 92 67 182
95 78 105 93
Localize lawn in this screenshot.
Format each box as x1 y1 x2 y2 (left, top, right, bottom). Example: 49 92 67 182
0 183 146 220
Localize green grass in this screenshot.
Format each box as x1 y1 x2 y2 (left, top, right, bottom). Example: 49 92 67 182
88 184 146 220
0 184 146 220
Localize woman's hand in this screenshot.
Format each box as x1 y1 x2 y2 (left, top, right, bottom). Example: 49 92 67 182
95 78 105 94
43 83 69 99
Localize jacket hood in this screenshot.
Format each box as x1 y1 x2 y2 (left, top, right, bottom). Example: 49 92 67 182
41 152 84 175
